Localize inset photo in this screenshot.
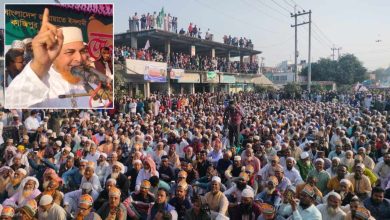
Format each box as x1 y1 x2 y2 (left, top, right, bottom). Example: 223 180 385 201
4 4 113 108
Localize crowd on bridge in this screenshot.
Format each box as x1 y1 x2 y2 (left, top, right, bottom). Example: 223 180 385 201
0 90 389 220
223 35 254 49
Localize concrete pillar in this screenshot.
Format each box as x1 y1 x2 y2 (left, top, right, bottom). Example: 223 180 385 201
226 51 231 72
190 83 195 94
210 85 215 93
190 45 196 56
128 84 133 97
131 36 137 49
249 54 253 64
240 55 244 73
211 48 215 59
144 82 150 98
165 40 171 96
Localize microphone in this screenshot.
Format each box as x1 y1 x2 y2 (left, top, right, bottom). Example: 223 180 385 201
70 65 110 84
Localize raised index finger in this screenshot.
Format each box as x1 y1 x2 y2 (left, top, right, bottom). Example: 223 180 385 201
40 8 50 32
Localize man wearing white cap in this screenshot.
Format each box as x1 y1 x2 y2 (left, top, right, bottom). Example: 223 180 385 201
229 188 262 220
204 176 229 219
38 195 66 220
316 192 346 220
5 8 97 108
307 158 331 194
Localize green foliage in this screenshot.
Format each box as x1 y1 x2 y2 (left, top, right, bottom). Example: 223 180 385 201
254 85 276 93
373 67 390 81
283 82 302 98
114 64 128 99
311 84 325 93
301 54 368 85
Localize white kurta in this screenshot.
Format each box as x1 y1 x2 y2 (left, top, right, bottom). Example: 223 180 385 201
5 62 91 108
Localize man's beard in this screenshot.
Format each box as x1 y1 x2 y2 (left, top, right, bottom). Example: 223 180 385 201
11 177 22 186
59 69 82 84
299 201 310 209
384 160 390 165
327 206 338 216
236 182 247 191
79 169 85 175
22 189 33 198
240 202 253 215
111 172 120 179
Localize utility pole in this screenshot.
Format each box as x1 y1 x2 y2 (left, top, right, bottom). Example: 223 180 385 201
337 47 342 59
291 10 311 83
331 46 342 60
331 46 337 60
308 10 312 93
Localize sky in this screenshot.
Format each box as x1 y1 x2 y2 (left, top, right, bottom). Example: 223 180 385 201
2 0 390 71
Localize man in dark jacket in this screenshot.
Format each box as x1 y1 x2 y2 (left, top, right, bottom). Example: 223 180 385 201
94 47 112 78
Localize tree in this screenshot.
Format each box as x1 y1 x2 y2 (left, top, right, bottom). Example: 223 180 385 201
336 54 367 84
301 54 367 85
283 82 302 99
114 63 129 99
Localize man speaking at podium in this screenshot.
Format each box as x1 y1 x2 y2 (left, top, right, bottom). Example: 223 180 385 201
6 8 107 108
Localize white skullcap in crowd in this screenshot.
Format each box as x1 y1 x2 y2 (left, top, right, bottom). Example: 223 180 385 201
340 179 352 186
315 158 324 164
17 168 27 176
11 40 25 50
106 178 117 185
300 152 309 159
22 38 32 44
234 156 241 161
132 159 142 165
39 195 53 206
212 176 221 183
332 157 341 162
241 188 254 198
327 191 341 200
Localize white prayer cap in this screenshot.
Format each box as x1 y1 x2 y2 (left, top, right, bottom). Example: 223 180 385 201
332 157 341 162
100 153 108 159
46 129 53 134
327 191 341 200
22 38 32 44
234 156 241 161
55 140 62 146
17 168 27 176
315 158 324 164
59 27 83 45
356 163 365 169
211 176 221 183
59 132 65 137
11 40 25 50
81 182 93 190
241 188 254 198
340 179 352 186
106 178 117 185
132 159 142 165
300 152 309 159
39 195 53 206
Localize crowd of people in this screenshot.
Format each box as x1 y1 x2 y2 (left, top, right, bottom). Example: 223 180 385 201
0 91 389 220
130 12 178 33
115 46 166 63
223 35 254 49
115 46 260 74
